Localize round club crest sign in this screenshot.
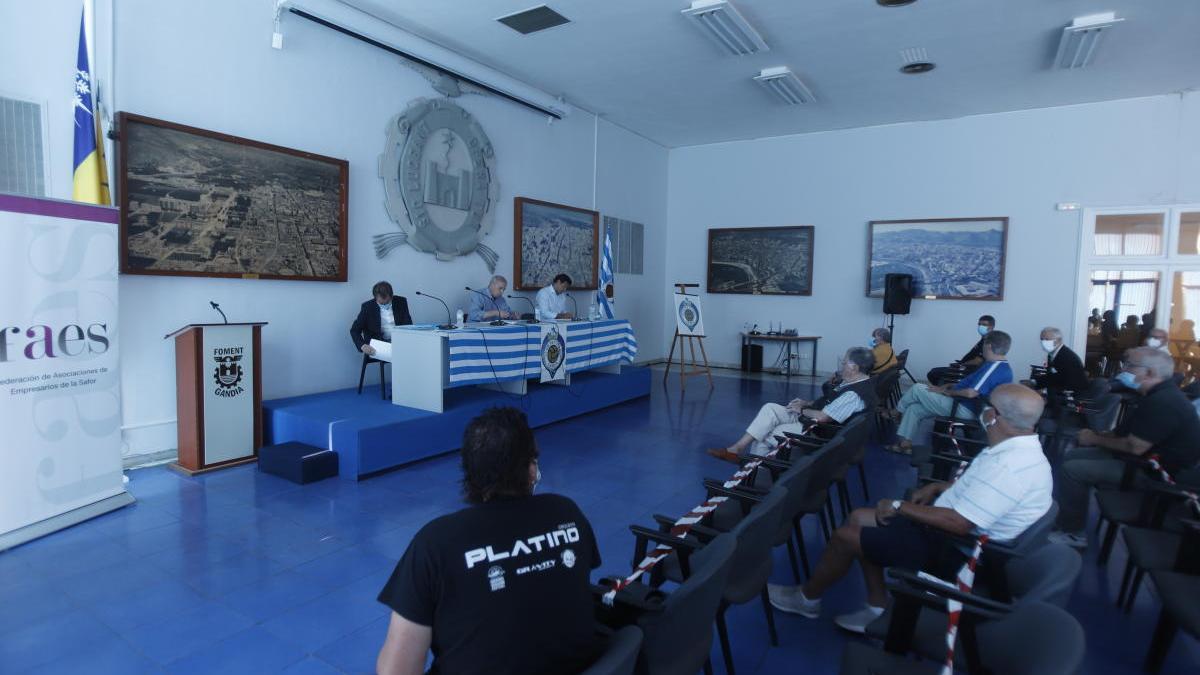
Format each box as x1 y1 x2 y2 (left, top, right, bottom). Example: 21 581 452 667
378 98 500 270
541 326 566 379
678 298 700 332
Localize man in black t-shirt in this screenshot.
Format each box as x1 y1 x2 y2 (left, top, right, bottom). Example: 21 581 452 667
1051 347 1200 548
927 315 995 385
376 407 601 675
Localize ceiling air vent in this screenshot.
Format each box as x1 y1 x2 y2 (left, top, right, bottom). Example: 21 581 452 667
682 0 768 56
753 67 814 105
1053 12 1123 69
497 5 570 35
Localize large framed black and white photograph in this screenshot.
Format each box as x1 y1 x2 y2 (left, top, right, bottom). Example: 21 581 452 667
866 217 1008 301
514 197 599 290
707 226 814 295
117 112 349 281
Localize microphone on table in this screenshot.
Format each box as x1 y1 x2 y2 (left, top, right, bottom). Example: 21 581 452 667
566 294 582 321
209 301 228 324
506 295 540 323
415 291 457 330
465 287 508 326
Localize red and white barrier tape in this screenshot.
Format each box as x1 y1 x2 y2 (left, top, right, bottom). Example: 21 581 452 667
1145 454 1200 518
601 433 798 606
939 534 988 675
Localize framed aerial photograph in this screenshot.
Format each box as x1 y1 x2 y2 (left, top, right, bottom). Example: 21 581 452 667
707 226 814 295
866 217 1008 301
117 112 349 281
514 197 599 290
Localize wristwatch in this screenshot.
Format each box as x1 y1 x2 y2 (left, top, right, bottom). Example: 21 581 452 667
891 500 902 512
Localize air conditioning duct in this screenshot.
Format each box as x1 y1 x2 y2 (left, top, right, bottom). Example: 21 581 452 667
274 0 571 118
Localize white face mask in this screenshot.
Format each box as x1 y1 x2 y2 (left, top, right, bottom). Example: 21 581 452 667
978 407 997 429
1040 339 1057 353
1147 337 1163 349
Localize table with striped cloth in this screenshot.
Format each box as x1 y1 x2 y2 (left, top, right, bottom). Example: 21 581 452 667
447 320 638 387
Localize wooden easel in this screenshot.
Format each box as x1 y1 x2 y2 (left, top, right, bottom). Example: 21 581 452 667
664 283 713 391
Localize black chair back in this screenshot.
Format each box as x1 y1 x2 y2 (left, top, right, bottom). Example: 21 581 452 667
976 602 1086 675
723 486 788 604
636 534 736 675
580 626 642 675
1005 542 1082 608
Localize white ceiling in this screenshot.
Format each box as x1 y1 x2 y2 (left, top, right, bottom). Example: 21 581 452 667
341 0 1200 148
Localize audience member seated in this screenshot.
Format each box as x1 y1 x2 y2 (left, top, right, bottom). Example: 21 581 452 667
351 280 412 357
467 275 519 322
768 384 1052 633
535 273 574 321
1145 327 1171 354
707 347 876 463
1116 315 1142 350
1050 347 1200 548
926 314 995 385
869 328 898 374
375 407 601 675
887 330 1013 454
1026 326 1088 396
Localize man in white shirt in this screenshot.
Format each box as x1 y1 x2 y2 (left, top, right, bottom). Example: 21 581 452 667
535 273 574 321
768 383 1053 634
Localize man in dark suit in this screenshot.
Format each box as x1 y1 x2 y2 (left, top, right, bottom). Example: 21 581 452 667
926 315 995 385
1030 326 1089 396
351 281 412 357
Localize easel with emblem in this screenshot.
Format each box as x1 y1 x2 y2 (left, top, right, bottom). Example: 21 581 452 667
664 283 713 391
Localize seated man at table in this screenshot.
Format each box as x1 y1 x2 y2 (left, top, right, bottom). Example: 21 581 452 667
1050 347 1200 548
467 275 519 322
535 273 574 321
926 315 995 385
887 330 1012 454
707 347 875 462
351 281 412 360
768 383 1052 633
375 407 602 675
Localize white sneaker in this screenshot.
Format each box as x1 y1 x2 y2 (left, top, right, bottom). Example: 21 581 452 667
1048 530 1088 549
834 605 885 634
767 583 821 618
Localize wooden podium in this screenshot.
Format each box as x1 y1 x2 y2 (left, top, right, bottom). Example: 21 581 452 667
164 322 267 475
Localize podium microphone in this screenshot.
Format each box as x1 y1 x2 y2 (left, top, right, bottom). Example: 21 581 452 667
415 291 456 330
209 301 228 324
506 295 539 323
465 287 507 326
566 294 582 322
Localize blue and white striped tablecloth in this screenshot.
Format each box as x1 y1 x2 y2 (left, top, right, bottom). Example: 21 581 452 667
447 320 638 386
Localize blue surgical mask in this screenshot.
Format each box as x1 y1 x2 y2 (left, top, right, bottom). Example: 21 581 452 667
1116 371 1138 389
869 337 877 347
977 325 989 336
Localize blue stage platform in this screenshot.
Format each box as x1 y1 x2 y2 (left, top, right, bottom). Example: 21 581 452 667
262 366 651 480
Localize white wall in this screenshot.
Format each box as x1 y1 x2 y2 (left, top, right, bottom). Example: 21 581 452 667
2 0 669 457
665 92 1200 381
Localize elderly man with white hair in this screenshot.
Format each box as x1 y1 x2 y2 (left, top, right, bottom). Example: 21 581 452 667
1028 326 1088 396
1051 346 1200 547
466 275 519 322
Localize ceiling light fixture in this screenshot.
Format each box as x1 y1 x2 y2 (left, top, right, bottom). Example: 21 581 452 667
681 0 769 56
876 0 918 6
1053 12 1124 69
753 67 815 105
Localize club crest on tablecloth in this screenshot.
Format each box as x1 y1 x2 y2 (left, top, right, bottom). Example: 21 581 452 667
540 325 566 382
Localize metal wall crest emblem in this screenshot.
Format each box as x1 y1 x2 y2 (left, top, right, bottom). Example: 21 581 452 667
541 326 566 378
376 98 500 271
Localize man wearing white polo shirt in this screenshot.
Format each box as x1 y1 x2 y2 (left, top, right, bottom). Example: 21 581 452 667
768 383 1053 633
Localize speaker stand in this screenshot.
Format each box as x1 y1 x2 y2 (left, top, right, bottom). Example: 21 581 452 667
886 313 918 384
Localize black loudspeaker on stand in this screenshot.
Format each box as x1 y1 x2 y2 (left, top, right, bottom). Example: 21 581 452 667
882 273 917 384
882 273 913 315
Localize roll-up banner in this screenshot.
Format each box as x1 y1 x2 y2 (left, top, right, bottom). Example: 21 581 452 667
0 194 132 551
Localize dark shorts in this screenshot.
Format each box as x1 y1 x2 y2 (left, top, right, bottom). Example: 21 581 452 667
859 516 964 576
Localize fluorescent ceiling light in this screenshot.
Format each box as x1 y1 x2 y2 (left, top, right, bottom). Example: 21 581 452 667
754 67 814 105
682 0 769 56
1054 12 1124 69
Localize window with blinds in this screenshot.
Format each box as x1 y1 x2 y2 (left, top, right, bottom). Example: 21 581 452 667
0 95 47 197
604 215 645 275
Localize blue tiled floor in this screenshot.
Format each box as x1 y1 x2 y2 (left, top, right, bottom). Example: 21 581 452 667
1 370 1198 673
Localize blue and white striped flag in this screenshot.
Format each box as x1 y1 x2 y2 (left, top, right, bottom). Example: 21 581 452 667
596 226 615 319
